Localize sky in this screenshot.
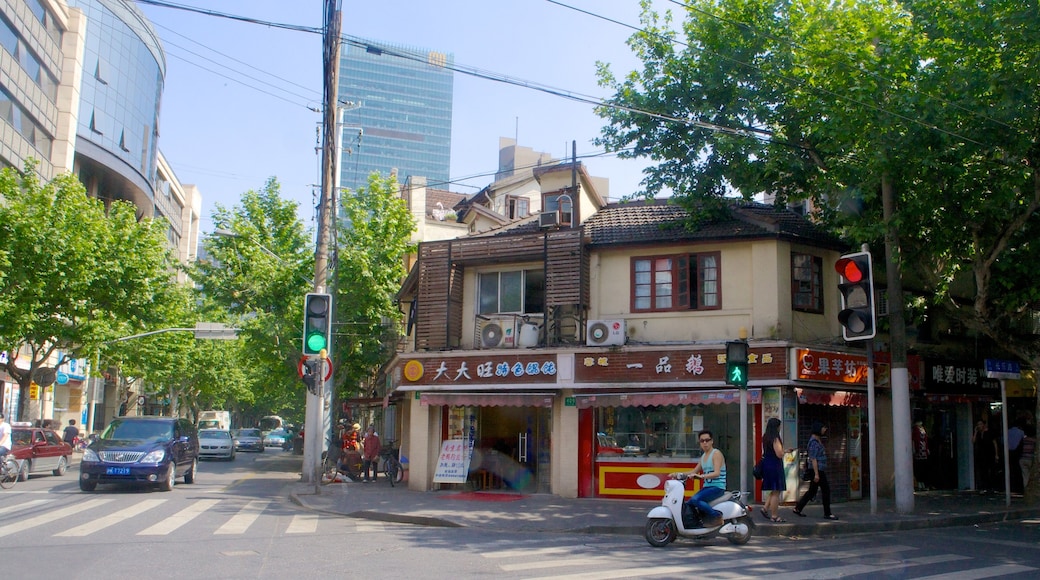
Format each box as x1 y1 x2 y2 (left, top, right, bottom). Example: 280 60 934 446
137 0 673 233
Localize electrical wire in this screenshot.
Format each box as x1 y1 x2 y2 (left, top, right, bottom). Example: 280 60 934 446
546 0 996 150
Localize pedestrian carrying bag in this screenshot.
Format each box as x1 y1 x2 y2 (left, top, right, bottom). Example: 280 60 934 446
752 458 763 480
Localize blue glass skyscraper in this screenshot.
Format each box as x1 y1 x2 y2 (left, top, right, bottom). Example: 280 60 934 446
338 38 453 193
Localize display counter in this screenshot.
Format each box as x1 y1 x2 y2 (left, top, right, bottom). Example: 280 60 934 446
594 455 702 500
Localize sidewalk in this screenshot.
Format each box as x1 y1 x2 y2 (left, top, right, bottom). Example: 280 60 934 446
288 474 1040 537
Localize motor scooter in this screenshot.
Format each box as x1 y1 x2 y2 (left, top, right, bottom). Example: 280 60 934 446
645 474 753 547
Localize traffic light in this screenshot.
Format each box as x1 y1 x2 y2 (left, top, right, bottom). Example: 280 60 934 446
302 293 332 355
835 251 876 341
725 340 749 388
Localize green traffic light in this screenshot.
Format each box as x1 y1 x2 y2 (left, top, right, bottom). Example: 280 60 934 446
306 332 327 352
730 367 744 382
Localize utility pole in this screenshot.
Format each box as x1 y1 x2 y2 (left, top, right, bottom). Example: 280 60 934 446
303 0 341 486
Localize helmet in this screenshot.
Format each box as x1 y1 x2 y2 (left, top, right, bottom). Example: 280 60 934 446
352 423 360 431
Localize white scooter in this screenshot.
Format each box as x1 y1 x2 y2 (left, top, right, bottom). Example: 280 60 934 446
645 474 753 547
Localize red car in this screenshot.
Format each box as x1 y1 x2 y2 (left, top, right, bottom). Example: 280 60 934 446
10 425 73 481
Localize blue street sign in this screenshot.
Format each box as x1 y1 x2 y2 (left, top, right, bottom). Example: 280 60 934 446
984 359 1021 380
56 372 69 385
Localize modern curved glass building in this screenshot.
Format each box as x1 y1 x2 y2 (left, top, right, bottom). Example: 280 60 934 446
67 0 163 212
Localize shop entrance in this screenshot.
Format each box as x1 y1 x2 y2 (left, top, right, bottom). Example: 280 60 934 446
453 405 552 493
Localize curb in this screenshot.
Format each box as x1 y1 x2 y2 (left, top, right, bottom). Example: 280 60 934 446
288 486 1040 538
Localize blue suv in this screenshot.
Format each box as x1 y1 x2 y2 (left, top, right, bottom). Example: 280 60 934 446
79 416 200 492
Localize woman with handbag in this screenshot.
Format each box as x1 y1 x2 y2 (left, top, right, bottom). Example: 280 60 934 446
793 421 838 520
760 417 790 523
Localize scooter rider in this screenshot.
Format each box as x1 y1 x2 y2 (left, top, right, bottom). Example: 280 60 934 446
671 429 727 527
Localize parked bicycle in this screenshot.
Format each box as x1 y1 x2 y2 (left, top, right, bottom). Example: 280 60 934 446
380 441 403 487
0 453 18 490
320 447 363 484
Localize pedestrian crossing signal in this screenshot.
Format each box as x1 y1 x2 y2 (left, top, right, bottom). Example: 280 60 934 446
725 341 749 388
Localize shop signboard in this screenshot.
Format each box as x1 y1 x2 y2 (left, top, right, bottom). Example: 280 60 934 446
433 439 470 484
793 349 868 385
923 358 999 396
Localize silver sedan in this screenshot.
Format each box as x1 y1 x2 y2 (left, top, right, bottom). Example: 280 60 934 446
198 429 235 461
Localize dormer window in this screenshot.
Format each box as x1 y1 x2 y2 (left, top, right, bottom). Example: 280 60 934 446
545 193 573 226
507 196 529 219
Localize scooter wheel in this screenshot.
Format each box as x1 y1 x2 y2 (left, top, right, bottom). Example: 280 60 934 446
645 518 677 547
727 515 753 545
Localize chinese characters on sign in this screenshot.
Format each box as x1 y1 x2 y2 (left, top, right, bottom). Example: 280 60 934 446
401 358 558 385
795 349 868 385
582 352 775 374
433 439 471 484
923 359 1000 395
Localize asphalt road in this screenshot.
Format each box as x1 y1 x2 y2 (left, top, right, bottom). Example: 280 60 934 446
2 448 1038 579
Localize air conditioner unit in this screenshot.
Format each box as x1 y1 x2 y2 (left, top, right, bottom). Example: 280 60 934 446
538 211 560 228
479 316 517 349
587 319 626 346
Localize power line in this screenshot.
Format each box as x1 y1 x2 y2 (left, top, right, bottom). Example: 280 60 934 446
546 0 994 149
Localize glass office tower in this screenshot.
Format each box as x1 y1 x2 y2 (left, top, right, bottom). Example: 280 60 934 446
338 39 453 193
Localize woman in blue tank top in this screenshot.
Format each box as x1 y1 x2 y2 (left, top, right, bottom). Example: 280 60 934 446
672 429 727 525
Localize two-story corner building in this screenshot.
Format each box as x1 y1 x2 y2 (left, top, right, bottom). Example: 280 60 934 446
388 196 905 505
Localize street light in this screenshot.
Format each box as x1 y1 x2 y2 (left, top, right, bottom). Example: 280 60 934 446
212 228 314 286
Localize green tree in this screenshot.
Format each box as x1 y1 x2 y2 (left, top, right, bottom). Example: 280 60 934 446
0 167 177 421
333 173 415 402
193 178 312 419
596 0 1040 499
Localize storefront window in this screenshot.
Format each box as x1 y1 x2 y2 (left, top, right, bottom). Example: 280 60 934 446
595 403 741 460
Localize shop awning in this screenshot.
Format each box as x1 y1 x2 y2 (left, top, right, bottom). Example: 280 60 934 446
420 392 555 407
575 389 761 409
796 388 865 407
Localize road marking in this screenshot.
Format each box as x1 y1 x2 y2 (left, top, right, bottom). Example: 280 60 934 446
285 513 319 534
56 499 166 537
501 557 611 572
912 564 1038 580
354 520 385 533
138 499 219 535
0 498 114 538
761 554 969 580
214 499 269 535
0 499 51 515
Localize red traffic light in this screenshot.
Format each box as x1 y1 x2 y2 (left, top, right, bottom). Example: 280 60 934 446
835 257 867 283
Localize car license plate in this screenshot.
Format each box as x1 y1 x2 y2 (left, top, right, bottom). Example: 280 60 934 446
105 467 131 476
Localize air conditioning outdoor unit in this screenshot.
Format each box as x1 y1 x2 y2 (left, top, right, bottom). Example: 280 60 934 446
586 319 626 346
479 316 518 349
538 211 560 228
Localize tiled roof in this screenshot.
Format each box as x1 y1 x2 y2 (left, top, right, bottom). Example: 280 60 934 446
582 198 847 249
425 189 468 215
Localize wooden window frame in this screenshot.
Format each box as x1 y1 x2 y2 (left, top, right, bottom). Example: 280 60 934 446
791 253 824 314
630 252 722 312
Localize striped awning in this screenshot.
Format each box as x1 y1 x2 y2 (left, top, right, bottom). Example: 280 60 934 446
575 389 761 409
419 392 555 407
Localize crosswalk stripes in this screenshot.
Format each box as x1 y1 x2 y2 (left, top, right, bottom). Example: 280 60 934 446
285 513 319 534
138 498 220 535
0 498 115 539
0 498 51 516
480 542 1039 580
0 496 372 539
56 498 166 537
214 499 269 535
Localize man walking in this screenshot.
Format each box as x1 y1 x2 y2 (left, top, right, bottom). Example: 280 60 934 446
63 419 80 448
